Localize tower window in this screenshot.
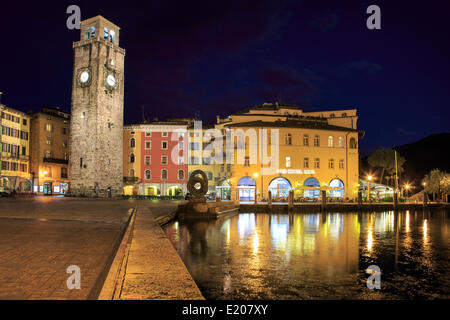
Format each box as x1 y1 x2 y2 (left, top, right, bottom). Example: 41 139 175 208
104 27 109 40
90 26 95 37
110 30 115 43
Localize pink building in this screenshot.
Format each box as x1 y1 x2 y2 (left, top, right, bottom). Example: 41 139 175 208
138 121 189 196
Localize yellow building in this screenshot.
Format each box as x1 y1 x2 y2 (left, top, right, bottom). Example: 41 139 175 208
30 107 70 195
123 125 141 195
0 104 32 193
215 103 364 201
187 123 232 199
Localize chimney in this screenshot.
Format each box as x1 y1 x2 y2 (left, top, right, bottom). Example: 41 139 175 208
216 115 220 124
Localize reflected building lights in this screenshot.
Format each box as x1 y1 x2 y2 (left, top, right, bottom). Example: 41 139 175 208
423 219 428 241
367 226 373 251
405 211 410 233
253 232 259 254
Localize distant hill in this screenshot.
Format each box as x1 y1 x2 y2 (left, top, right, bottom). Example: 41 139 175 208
394 133 450 185
361 133 450 189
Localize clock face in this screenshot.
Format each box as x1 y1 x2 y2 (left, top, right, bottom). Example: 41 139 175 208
107 74 116 87
80 71 90 83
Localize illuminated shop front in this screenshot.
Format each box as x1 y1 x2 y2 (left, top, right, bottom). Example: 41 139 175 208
268 177 291 198
237 176 256 201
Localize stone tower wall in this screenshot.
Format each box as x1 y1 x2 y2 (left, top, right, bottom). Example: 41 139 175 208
69 35 125 197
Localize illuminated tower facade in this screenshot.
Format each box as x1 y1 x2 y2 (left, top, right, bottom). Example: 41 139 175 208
69 16 125 197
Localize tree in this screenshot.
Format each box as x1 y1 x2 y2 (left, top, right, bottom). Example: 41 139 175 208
422 169 449 203
367 149 406 184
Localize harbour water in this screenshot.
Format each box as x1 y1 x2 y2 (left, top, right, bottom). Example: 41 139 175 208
163 210 449 299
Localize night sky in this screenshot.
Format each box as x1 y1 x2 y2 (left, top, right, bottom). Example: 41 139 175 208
1 0 449 155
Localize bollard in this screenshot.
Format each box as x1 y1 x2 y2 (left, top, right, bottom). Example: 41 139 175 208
321 190 327 212
268 190 272 212
288 190 294 212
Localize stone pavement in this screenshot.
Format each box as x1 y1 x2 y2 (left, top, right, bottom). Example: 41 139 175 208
0 197 137 223
0 197 195 300
111 205 204 300
0 197 136 299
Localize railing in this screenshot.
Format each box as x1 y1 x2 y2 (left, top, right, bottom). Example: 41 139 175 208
43 157 69 164
122 195 184 200
1 152 29 161
123 176 139 183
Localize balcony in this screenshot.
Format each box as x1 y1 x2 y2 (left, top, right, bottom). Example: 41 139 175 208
123 176 139 184
1 152 29 161
43 157 68 164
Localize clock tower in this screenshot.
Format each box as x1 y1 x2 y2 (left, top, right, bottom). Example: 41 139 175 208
68 16 125 197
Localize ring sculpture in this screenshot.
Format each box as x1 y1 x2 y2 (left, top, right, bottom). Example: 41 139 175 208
187 170 209 201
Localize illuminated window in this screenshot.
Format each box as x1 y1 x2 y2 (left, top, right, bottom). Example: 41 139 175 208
338 136 344 148
46 137 51 145
104 28 109 40
109 30 115 43
328 136 334 147
286 156 291 168
45 123 52 132
178 156 184 165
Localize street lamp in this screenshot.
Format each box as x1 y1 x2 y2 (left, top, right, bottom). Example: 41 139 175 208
253 172 259 203
367 175 373 202
405 184 410 199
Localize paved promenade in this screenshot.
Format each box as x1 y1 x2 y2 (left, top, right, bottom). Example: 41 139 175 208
0 197 188 299
111 205 204 300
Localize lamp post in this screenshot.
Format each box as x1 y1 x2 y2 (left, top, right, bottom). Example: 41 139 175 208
367 175 373 202
405 184 410 200
253 172 259 204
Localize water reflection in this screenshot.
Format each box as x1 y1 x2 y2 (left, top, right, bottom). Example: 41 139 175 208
164 210 449 299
